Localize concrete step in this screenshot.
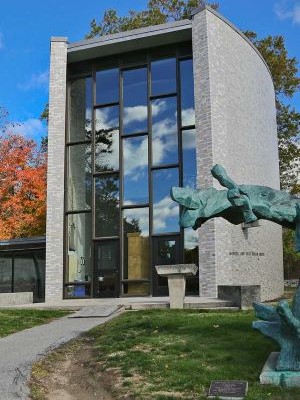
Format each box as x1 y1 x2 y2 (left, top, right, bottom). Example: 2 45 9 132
126 299 237 311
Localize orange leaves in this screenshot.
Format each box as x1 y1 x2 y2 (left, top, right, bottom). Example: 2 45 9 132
0 133 47 239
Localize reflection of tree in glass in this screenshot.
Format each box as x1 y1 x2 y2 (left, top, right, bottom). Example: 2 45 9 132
81 115 118 173
95 126 118 172
124 217 141 234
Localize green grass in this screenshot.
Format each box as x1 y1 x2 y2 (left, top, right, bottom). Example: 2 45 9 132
86 310 300 399
0 309 70 337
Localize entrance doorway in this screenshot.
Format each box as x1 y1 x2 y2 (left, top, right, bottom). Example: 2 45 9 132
94 241 119 298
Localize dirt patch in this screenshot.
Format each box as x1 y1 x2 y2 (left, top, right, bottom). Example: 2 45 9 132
29 337 131 400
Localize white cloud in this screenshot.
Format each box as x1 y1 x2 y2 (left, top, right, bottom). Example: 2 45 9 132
9 118 47 139
18 70 49 91
275 1 300 24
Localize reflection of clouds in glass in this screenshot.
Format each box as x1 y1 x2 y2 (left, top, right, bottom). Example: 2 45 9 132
95 108 119 131
152 98 178 165
124 105 147 125
181 107 195 127
153 196 178 232
123 101 161 126
152 138 165 165
152 119 177 141
184 227 198 249
124 207 149 236
123 137 148 179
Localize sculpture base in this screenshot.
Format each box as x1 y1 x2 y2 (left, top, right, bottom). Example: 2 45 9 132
260 353 300 388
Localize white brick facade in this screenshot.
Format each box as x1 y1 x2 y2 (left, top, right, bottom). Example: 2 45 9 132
45 38 68 301
192 8 283 301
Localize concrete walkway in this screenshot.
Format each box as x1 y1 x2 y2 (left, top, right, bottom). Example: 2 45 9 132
0 308 122 400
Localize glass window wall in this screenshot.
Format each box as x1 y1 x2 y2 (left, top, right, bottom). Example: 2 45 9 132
66 48 197 298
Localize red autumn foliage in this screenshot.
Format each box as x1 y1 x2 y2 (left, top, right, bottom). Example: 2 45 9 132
0 133 47 239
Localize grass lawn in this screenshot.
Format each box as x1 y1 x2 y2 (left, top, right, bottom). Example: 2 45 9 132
86 309 300 399
0 309 70 337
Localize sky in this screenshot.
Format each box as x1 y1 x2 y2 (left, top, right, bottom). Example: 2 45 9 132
0 0 299 141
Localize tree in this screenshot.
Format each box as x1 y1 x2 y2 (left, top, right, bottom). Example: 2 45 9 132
0 131 47 239
85 0 218 38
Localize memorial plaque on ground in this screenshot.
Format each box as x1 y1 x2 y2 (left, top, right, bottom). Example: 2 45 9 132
208 380 248 399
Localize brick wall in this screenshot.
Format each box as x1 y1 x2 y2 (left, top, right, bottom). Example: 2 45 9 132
45 37 68 301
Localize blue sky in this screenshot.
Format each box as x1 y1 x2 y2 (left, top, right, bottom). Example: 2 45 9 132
0 0 299 140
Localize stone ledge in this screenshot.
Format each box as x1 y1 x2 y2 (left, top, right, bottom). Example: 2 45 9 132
0 292 33 306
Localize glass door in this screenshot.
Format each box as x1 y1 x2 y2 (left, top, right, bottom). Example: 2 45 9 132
152 236 180 296
94 241 119 298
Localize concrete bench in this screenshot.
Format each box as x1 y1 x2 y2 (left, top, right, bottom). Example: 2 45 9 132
155 264 198 309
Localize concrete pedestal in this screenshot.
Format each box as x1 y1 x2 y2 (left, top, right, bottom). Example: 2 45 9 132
155 264 198 309
260 352 300 388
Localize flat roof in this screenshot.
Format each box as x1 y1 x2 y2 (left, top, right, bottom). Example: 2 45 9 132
67 19 192 63
0 236 46 251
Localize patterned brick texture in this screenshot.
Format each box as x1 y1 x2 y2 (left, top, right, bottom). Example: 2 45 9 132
192 8 283 301
45 38 68 302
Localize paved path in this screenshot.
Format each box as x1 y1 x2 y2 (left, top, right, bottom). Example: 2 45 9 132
0 308 122 399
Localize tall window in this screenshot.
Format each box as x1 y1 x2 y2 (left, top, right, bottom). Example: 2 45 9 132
65 77 92 298
66 46 198 298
